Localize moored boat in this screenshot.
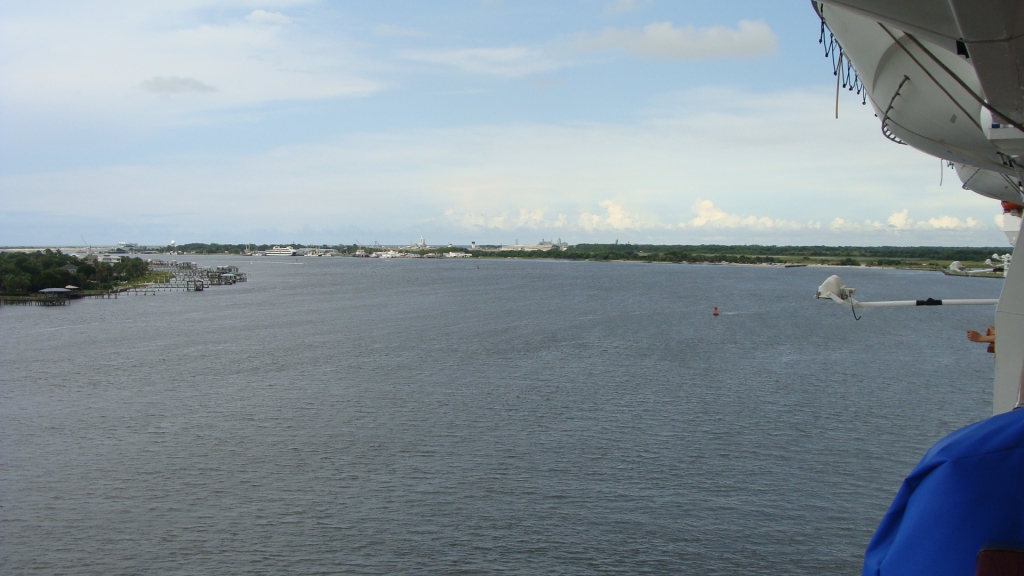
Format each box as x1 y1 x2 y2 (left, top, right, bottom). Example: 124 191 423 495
265 246 297 256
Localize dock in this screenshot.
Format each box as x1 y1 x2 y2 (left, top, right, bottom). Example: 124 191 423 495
147 261 247 289
1 261 247 307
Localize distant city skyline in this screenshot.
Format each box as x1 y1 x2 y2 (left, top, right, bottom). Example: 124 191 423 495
0 1 1009 247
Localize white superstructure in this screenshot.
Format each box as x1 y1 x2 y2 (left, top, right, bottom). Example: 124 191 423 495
265 246 297 256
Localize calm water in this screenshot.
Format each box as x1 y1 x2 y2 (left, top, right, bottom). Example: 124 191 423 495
0 258 1002 574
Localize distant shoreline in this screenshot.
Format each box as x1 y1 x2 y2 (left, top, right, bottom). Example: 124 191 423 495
157 252 1001 275
3 244 1010 273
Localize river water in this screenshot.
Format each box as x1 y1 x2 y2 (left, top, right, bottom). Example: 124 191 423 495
0 258 1002 574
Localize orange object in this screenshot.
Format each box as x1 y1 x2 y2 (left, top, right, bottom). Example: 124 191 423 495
975 548 1024 575
1001 201 1023 215
713 306 719 316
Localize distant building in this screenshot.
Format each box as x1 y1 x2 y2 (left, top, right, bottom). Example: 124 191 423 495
536 238 568 250
60 264 78 274
499 238 567 252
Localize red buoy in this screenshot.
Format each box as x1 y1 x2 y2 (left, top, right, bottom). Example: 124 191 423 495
713 306 719 316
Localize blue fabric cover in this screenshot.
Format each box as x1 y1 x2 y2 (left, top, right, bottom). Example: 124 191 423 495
863 409 1024 575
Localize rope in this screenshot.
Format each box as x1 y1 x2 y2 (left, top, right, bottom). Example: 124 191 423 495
819 21 867 105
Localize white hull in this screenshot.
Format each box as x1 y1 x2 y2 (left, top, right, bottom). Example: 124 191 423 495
265 246 297 256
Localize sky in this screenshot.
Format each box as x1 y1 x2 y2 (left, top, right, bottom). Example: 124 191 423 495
0 0 1010 247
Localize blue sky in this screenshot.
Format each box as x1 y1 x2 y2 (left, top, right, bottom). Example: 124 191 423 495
0 1 1008 246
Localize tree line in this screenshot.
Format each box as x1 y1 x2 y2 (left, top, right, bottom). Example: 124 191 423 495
165 243 357 254
151 241 1009 266
0 250 151 295
469 244 1008 266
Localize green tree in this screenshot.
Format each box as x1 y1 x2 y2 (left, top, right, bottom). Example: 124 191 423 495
1 272 31 294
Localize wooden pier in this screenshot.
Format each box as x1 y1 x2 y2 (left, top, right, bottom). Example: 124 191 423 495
0 296 69 306
2 261 244 307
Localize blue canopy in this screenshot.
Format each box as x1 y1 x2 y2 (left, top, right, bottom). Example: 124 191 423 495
863 409 1024 575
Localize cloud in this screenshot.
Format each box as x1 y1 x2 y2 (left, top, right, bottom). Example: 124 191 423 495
141 76 217 94
576 20 777 60
887 209 910 229
517 208 546 227
579 200 639 230
1 4 382 121
446 199 843 237
444 208 548 230
828 210 979 232
890 209 979 230
1 87 1007 245
604 0 645 15
680 200 810 230
246 10 291 26
401 46 559 77
443 201 648 232
928 215 976 228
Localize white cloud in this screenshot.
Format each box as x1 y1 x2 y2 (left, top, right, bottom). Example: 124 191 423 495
892 209 978 230
517 208 546 227
579 200 641 230
576 20 777 60
930 215 976 228
887 209 910 229
680 199 810 230
141 76 217 94
246 9 291 25
443 208 548 230
604 0 645 15
828 210 979 232
828 217 890 232
0 4 381 122
400 46 559 77
443 201 650 233
0 87 1007 245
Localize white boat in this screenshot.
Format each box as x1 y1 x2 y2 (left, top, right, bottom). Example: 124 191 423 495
265 246 297 256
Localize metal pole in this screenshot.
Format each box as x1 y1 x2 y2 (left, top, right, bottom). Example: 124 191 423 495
855 298 999 308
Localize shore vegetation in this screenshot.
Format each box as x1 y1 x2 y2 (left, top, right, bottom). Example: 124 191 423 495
0 250 152 295
469 244 1007 269
153 242 1008 270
